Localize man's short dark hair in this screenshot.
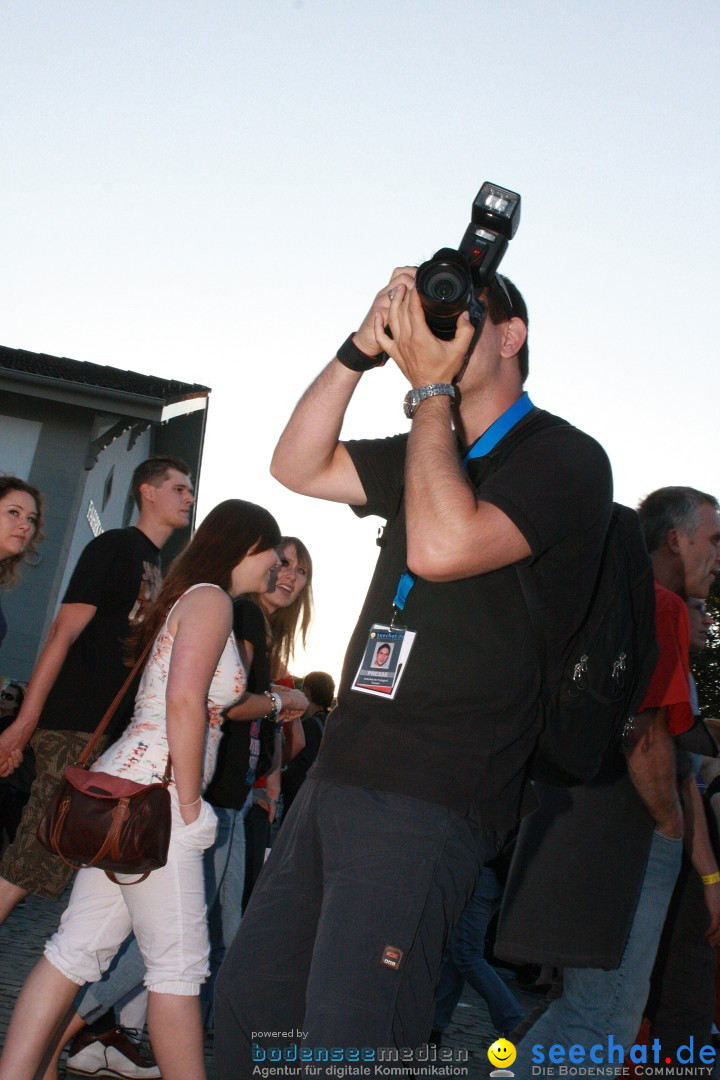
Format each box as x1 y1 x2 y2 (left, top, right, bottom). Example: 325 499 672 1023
638 486 719 554
485 275 529 383
301 671 336 710
131 456 191 509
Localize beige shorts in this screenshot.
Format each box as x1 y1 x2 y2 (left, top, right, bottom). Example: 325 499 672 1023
0 729 105 899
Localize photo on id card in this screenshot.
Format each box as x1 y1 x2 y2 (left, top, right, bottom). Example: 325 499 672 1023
351 624 416 699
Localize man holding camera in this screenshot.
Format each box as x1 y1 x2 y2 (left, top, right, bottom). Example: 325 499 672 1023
215 264 612 1071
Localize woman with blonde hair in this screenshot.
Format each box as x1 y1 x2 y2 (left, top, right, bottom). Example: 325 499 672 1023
0 499 282 1080
261 536 314 679
244 536 314 900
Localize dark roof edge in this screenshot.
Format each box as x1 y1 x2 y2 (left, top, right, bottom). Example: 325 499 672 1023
0 344 210 402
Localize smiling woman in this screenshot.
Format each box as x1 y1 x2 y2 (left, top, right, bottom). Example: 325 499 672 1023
259 536 314 679
242 537 315 903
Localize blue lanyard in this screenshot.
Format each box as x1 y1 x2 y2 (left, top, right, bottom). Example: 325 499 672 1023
392 392 535 614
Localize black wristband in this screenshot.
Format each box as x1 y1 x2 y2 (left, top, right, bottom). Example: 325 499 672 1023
336 334 387 372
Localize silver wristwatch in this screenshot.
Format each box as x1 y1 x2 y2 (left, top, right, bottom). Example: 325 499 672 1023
403 383 456 419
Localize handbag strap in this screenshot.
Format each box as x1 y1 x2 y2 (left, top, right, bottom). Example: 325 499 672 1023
77 634 156 768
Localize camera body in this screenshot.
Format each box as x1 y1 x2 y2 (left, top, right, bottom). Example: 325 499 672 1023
416 182 521 341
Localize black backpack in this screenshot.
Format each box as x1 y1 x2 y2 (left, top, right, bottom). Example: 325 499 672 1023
518 502 660 786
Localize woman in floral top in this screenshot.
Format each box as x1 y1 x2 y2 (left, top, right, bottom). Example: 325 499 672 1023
0 499 282 1080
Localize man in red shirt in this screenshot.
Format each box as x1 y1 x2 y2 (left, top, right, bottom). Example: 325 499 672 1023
501 486 720 1071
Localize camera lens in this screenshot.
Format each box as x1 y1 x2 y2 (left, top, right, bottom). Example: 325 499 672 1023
423 268 465 303
416 248 474 340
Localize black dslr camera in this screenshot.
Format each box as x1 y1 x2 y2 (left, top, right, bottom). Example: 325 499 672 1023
416 182 521 341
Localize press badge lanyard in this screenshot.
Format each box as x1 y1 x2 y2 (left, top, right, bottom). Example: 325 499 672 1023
391 391 535 626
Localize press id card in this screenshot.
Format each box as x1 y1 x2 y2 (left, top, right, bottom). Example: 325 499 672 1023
351 624 416 699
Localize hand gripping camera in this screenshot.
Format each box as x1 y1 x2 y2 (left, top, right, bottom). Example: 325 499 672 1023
416 182 521 340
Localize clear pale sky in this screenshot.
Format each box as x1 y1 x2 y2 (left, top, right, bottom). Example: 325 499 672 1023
2 1 719 682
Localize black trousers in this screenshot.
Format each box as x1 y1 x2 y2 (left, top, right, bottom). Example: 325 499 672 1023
215 779 498 1079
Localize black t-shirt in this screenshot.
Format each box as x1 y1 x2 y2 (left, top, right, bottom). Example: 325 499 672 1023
205 597 273 809
39 527 161 735
312 409 613 829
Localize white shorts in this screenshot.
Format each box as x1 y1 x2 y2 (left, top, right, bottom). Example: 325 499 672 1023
44 798 218 996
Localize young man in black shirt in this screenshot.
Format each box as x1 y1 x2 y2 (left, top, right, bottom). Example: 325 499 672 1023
0 456 194 923
215 267 613 1071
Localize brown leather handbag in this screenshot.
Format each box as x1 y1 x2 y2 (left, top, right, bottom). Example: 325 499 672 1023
37 638 172 883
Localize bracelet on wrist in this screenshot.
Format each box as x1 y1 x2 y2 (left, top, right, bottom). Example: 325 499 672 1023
178 796 201 808
336 334 387 373
263 690 283 720
702 871 720 886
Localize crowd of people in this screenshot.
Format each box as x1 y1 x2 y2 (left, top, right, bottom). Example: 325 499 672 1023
0 258 718 1080
0 464 333 1078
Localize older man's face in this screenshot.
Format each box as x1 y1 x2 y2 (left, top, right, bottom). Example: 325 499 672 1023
678 503 720 598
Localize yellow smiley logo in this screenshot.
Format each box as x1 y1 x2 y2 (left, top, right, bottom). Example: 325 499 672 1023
488 1038 517 1069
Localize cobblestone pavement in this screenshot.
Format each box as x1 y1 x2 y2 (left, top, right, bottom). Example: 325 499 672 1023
0 888 219 1078
0 889 538 1079
3 892 716 1079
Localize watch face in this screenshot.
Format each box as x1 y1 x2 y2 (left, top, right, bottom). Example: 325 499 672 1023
404 384 454 418
403 390 418 418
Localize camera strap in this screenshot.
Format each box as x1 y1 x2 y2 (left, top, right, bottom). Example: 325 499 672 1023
451 298 487 385
391 392 535 625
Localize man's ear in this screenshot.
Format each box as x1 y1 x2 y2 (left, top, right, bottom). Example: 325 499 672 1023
139 482 155 506
666 527 683 554
500 317 527 360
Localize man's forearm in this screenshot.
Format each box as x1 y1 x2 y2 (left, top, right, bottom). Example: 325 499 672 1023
0 613 91 776
270 359 364 502
625 708 683 837
404 396 531 581
405 396 476 572
4 623 77 744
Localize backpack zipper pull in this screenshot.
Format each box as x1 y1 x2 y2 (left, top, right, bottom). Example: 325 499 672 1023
572 655 589 692
612 652 627 688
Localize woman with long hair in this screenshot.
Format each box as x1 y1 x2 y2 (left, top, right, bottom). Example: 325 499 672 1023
0 499 282 1080
244 536 314 900
0 476 43 651
261 535 313 679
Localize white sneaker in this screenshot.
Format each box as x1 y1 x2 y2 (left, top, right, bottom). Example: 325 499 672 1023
65 1026 161 1079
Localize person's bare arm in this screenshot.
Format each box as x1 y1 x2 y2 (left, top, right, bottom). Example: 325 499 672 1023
224 685 306 723
681 774 720 945
0 603 97 776
270 361 366 504
270 268 417 505
624 708 683 839
404 396 531 580
165 586 232 823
